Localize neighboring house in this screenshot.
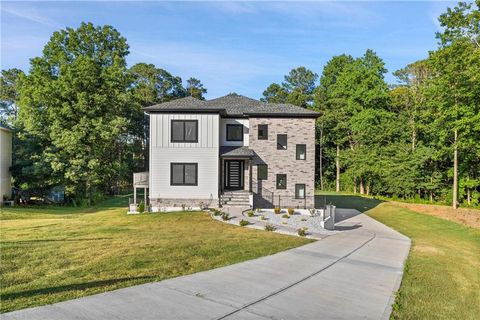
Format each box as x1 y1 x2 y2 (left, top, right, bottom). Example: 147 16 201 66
0 124 12 201
136 93 320 211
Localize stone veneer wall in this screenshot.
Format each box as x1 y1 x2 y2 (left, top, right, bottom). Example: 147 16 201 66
249 117 316 209
150 198 218 209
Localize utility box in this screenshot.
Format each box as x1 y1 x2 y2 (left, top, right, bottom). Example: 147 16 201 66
322 205 336 230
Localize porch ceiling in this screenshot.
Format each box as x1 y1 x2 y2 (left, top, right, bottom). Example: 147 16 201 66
220 146 254 158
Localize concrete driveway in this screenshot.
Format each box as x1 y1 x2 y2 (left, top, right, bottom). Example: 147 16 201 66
3 209 411 320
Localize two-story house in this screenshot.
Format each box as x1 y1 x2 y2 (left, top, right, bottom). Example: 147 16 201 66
137 93 319 211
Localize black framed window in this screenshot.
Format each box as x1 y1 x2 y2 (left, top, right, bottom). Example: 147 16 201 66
226 124 243 141
276 174 287 189
277 134 287 150
258 124 268 140
257 164 268 180
171 120 198 143
295 184 306 199
171 163 198 186
296 144 306 160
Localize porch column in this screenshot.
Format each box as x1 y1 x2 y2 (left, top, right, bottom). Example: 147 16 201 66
219 158 223 194
144 187 147 205
133 187 137 205
249 160 252 192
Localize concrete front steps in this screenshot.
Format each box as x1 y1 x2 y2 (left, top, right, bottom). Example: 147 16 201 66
220 190 250 207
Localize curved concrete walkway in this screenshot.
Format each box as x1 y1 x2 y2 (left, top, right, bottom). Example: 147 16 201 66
3 209 411 320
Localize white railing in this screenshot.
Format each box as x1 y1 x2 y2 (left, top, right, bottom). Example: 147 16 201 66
133 172 149 186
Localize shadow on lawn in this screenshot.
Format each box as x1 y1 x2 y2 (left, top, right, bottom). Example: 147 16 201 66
1 276 157 301
2 195 131 216
316 194 384 213
2 237 114 245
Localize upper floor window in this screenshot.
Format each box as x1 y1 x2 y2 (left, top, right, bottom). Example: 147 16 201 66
258 124 268 140
296 144 306 160
226 124 243 141
171 120 198 143
171 163 198 186
277 134 287 150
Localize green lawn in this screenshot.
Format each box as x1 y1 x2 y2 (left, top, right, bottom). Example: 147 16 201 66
0 196 311 313
322 193 480 320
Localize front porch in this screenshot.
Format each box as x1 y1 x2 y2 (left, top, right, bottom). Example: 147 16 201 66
130 171 149 212
219 146 254 207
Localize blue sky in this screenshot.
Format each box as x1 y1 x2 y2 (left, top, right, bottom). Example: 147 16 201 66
1 1 457 99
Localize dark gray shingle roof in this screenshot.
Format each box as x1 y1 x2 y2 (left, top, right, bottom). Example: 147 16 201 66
144 93 320 117
220 146 255 158
143 96 210 111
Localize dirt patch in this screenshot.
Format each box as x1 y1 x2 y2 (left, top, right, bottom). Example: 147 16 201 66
389 201 480 229
414 245 445 255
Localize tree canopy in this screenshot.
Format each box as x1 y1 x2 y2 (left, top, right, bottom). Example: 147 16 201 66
261 1 480 207
3 22 208 204
261 67 318 107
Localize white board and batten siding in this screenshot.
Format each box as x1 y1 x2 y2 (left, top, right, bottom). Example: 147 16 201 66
0 127 12 200
220 118 249 147
149 114 219 200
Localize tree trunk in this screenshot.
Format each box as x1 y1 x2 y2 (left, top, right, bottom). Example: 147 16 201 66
353 177 357 194
366 184 370 195
336 145 340 192
412 118 416 151
430 191 433 203
453 129 458 209
467 189 471 206
359 178 365 195
319 125 324 190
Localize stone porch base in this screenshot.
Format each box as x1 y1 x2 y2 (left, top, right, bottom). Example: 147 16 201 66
150 198 218 210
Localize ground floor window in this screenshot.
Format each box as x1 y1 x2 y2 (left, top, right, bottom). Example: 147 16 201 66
171 163 198 186
257 164 268 180
295 184 306 199
276 174 287 189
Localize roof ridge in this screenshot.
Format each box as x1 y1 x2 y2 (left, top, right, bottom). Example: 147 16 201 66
143 93 320 117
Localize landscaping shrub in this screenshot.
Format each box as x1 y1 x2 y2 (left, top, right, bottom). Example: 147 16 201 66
265 224 275 231
221 212 230 221
260 215 266 220
247 211 254 217
288 208 294 215
239 219 249 226
212 209 222 216
297 228 307 237
281 214 289 219
138 201 145 213
274 207 281 214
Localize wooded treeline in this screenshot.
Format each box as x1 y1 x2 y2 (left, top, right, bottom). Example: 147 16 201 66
261 1 479 208
0 22 207 205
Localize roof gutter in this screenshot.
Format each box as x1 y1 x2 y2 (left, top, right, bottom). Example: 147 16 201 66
244 112 321 118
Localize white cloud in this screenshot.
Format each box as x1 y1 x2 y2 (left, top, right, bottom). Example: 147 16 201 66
128 40 293 97
207 1 258 14
1 4 62 29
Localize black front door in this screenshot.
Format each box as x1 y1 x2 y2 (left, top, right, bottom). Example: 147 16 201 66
224 160 244 190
